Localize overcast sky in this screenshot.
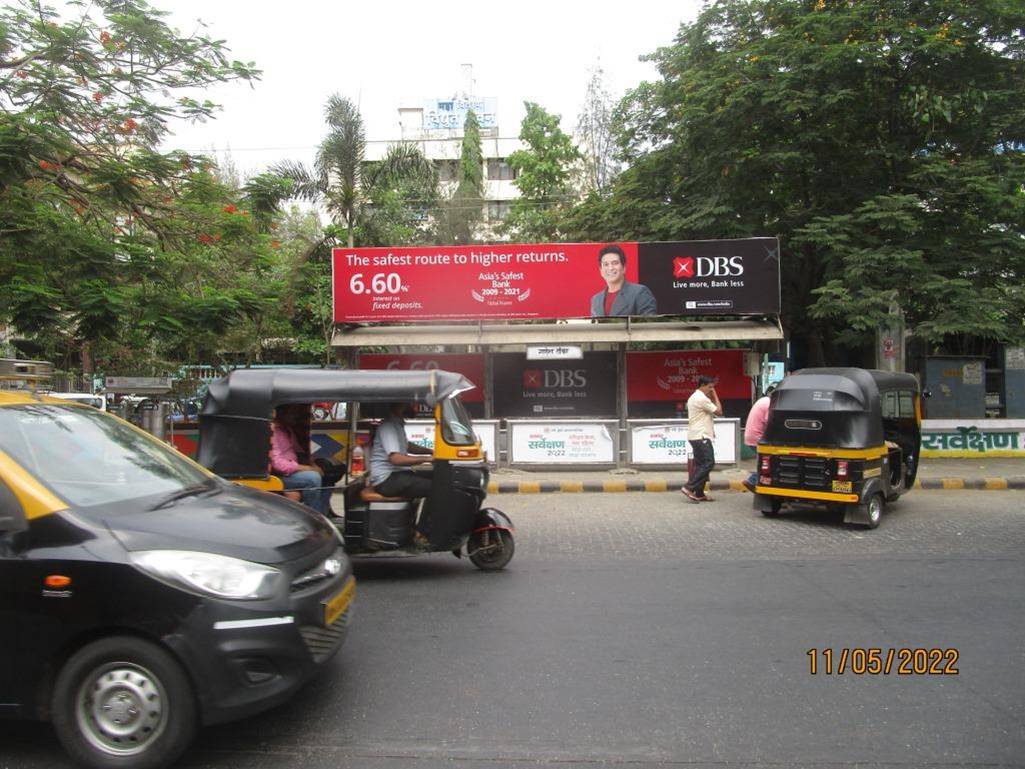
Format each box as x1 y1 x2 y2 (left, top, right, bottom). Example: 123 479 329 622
155 0 705 176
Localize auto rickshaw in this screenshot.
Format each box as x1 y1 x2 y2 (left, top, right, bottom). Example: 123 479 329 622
751 368 923 529
197 368 515 569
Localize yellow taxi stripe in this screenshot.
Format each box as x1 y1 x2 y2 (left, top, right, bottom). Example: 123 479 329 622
754 485 859 503
236 477 285 492
0 449 69 520
757 444 887 460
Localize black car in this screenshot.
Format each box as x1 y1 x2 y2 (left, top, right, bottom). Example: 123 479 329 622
0 391 355 769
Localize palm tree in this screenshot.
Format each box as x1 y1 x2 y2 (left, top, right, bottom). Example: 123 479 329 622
271 94 436 248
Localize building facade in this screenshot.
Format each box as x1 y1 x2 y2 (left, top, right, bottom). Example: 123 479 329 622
364 93 522 227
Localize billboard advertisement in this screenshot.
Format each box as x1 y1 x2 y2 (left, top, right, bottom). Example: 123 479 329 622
626 350 752 419
332 239 780 323
492 352 617 418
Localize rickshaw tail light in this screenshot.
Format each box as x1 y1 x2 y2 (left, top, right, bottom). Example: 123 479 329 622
759 456 771 472
836 460 849 478
759 476 772 486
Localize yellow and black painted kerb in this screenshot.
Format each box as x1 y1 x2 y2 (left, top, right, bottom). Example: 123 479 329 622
486 477 1025 494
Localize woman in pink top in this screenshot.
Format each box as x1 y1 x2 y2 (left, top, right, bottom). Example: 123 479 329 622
270 404 331 514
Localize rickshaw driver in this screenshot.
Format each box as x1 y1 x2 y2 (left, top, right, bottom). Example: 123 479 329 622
368 402 435 544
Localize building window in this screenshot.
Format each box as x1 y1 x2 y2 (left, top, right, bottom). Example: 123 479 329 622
487 201 511 221
487 159 516 181
437 160 459 182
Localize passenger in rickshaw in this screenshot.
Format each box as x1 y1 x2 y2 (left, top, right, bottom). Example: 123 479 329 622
270 404 332 515
367 402 434 542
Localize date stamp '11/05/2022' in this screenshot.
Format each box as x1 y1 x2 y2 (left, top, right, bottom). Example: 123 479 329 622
807 648 959 676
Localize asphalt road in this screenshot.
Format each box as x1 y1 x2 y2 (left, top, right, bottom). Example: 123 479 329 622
3 490 1024 769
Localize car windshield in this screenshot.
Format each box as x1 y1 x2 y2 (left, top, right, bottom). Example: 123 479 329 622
0 404 212 508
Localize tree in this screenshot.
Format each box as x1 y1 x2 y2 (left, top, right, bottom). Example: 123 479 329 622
575 65 620 196
436 110 484 245
0 0 263 375
504 102 580 241
273 94 436 248
566 0 1025 363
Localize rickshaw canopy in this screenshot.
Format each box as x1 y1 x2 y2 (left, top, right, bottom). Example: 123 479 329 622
762 368 920 450
197 368 476 478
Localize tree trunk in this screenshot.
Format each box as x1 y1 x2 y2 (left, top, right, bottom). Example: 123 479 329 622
81 340 93 379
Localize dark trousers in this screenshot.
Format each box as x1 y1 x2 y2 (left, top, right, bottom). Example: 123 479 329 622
686 439 715 497
375 470 434 533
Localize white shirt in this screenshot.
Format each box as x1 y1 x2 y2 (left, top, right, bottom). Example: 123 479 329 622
686 389 717 441
368 416 408 485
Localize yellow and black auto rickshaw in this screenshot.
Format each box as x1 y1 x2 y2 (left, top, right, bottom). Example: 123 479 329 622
197 368 515 569
752 368 922 529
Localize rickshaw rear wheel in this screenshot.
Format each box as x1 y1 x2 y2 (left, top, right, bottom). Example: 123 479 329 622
760 498 782 517
468 529 514 570
857 493 884 529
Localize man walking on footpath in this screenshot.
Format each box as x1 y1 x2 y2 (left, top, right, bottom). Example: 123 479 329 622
742 384 776 493
682 376 722 502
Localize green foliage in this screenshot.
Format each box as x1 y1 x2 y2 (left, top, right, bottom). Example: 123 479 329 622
504 102 580 241
575 66 619 195
272 94 437 248
436 110 485 245
565 0 1025 360
0 0 276 375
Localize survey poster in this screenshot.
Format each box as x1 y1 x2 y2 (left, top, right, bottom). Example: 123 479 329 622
332 238 779 322
492 352 617 418
509 422 616 464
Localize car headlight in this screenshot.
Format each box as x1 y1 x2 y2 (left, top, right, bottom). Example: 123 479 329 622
130 550 282 600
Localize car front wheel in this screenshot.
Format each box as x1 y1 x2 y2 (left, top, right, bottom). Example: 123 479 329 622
52 636 197 769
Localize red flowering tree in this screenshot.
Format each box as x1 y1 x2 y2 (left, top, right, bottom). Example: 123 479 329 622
0 0 275 374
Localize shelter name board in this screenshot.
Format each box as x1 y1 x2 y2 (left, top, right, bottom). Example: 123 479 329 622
332 239 780 322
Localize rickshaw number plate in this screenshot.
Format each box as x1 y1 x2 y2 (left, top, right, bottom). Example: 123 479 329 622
323 577 355 627
831 480 853 493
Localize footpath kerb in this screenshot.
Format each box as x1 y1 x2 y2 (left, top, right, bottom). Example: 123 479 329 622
484 457 1025 494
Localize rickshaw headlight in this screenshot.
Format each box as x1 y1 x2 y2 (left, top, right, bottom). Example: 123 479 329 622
130 550 282 600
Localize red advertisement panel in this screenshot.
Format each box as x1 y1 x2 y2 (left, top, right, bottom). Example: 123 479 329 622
334 242 639 322
359 353 485 403
627 350 751 401
332 239 780 322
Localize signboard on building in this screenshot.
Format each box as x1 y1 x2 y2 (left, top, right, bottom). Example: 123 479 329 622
626 349 751 418
332 239 780 323
423 97 497 130
920 419 1025 457
508 422 616 464
104 376 172 394
493 352 617 418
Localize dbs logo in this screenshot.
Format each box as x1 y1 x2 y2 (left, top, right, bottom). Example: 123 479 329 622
523 370 542 389
673 257 695 278
674 255 744 278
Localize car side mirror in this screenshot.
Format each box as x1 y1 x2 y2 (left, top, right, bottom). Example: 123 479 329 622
0 478 28 534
